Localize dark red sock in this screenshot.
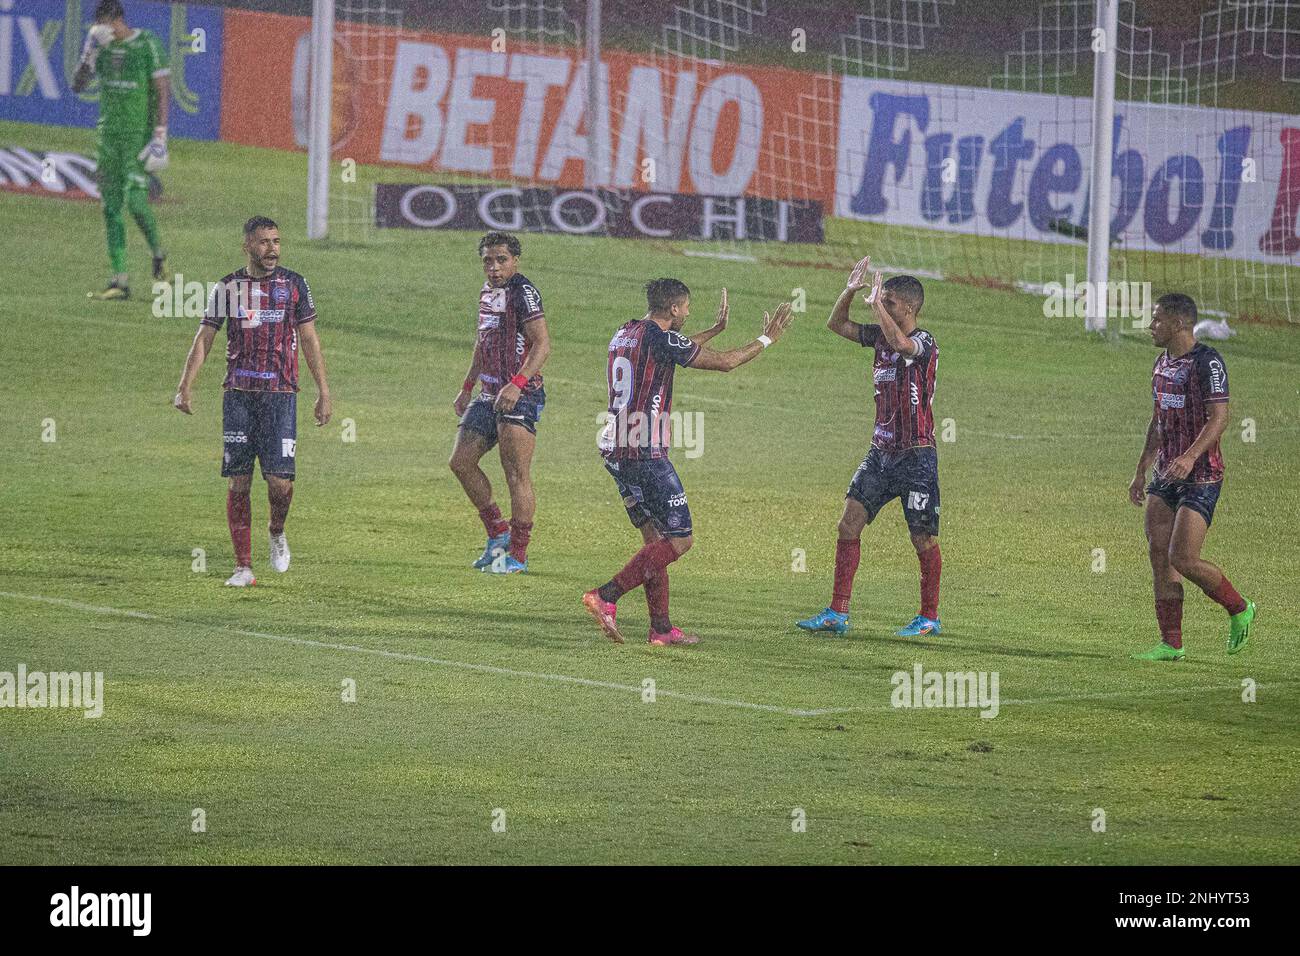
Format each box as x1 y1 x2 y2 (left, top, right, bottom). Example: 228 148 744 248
830 538 861 614
604 538 682 602
646 568 671 633
268 481 293 535
478 503 509 538
227 489 252 567
1206 574 1247 615
508 519 533 562
918 545 942 620
1155 597 1184 649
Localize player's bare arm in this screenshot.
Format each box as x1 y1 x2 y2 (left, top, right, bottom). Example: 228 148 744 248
689 302 793 372
173 324 216 414
298 321 332 426
1164 400 1229 481
1129 411 1159 505
494 317 551 413
454 353 481 417
690 288 729 346
866 271 920 357
827 256 873 341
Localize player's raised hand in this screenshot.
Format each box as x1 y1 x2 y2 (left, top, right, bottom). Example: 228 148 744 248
314 392 332 427
762 301 794 343
864 270 884 308
173 389 192 415
846 256 872 292
714 287 729 331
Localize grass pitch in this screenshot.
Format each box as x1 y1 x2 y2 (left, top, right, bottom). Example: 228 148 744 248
1 119 1297 864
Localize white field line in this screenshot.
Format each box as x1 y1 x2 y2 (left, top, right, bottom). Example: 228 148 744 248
0 591 843 717
2 591 1287 719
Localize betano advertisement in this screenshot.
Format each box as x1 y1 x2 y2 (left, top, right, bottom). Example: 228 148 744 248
0 0 223 140
219 11 831 205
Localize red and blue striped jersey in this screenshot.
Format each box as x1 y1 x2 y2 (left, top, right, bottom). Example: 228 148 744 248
201 266 316 393
859 324 938 450
599 318 700 460
474 272 544 396
1153 343 1229 483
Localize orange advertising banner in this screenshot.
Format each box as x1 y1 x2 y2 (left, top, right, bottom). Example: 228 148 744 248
220 11 837 205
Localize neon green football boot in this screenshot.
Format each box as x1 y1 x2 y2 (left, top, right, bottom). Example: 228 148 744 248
1227 600 1256 655
1131 641 1186 662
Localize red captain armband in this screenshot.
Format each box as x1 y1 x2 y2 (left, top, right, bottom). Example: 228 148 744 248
510 373 529 390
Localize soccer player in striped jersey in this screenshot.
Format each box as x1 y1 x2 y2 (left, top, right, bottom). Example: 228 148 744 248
583 280 793 646
450 233 552 574
1128 293 1255 661
173 217 332 587
797 258 942 637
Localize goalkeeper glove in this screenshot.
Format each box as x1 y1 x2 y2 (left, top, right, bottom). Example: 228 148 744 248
139 126 169 172
79 24 114 66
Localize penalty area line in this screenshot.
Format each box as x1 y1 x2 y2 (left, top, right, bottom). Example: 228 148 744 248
0 591 848 719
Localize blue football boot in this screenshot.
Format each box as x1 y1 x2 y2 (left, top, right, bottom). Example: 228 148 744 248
896 615 942 637
472 531 510 570
796 607 850 633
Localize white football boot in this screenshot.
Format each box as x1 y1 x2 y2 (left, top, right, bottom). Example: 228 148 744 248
269 532 291 573
225 566 257 587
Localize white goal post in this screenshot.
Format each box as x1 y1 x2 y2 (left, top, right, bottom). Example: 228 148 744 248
306 0 334 241
1085 0 1119 336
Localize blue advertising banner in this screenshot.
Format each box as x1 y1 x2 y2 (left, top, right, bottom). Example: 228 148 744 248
0 0 223 140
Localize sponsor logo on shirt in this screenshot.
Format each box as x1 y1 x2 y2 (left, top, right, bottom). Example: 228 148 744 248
874 367 897 382
521 283 541 314
609 333 641 350
1158 392 1186 409
1207 358 1225 393
239 309 286 328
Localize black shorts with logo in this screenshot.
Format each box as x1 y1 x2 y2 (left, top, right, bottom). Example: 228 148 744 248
846 445 940 536
222 389 297 479
1147 474 1222 527
603 456 692 538
460 389 545 447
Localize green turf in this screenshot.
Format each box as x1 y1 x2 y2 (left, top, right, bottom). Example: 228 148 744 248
1 118 1297 864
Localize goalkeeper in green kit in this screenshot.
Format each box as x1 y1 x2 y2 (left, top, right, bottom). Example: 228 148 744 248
73 0 169 300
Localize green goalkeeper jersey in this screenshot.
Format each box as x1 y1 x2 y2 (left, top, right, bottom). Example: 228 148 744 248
93 29 170 137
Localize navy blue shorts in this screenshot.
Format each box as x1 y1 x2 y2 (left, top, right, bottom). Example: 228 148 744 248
603 456 692 538
1147 475 1222 527
222 389 297 479
460 389 545 448
846 446 940 536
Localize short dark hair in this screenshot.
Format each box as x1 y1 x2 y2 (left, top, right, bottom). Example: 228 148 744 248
1156 292 1197 326
645 278 691 314
94 1 125 22
478 232 521 257
883 274 924 314
243 215 278 238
